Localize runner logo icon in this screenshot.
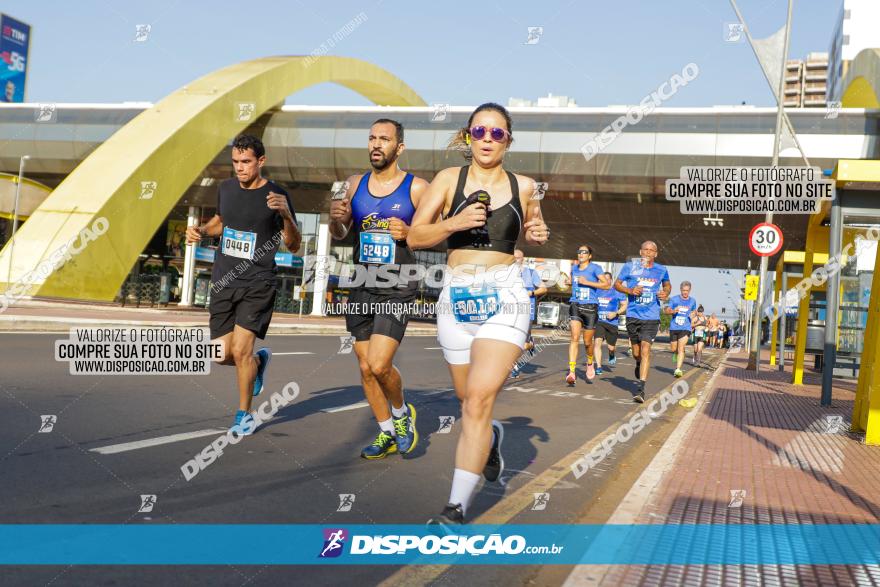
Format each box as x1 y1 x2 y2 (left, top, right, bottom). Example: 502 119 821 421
437 416 455 433
319 528 348 558
138 495 157 513
532 493 550 511
337 494 356 512
38 415 57 433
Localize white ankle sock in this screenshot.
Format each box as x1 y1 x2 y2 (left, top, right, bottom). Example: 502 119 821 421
448 469 481 516
378 418 394 434
391 401 408 418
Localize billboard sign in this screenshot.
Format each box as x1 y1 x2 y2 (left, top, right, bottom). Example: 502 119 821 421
0 14 31 103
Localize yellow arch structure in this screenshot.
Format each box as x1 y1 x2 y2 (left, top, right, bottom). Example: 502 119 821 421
0 173 52 221
0 56 425 300
841 48 880 108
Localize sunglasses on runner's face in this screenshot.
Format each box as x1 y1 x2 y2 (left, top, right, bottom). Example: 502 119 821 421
469 126 510 142
577 249 590 254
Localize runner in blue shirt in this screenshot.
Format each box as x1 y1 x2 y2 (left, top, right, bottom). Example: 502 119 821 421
615 240 671 402
511 249 547 378
593 272 628 375
563 244 611 385
664 281 698 378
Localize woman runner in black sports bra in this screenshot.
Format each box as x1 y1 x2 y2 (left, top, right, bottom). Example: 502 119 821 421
408 103 549 525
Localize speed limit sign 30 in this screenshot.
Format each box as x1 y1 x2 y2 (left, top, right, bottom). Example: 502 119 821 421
749 222 783 257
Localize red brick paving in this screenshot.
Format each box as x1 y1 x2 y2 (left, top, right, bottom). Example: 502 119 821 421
601 351 880 587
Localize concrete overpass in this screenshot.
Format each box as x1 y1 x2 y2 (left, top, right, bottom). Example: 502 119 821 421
2 102 877 272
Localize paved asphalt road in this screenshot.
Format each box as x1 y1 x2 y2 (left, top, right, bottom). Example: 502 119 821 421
1 332 721 586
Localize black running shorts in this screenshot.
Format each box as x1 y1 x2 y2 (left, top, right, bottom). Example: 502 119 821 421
569 303 598 330
626 318 660 344
344 288 414 343
595 321 619 345
209 281 276 340
669 329 691 341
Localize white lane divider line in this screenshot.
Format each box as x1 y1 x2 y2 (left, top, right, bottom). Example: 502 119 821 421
423 388 453 396
90 429 226 455
424 347 443 350
322 401 370 413
321 389 453 413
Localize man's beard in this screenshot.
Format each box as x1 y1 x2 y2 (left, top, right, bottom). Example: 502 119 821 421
370 151 392 170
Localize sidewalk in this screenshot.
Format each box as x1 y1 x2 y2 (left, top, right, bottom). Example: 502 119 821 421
0 298 440 335
567 350 880 586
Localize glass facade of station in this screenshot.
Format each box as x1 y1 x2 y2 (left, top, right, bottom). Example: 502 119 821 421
838 220 878 367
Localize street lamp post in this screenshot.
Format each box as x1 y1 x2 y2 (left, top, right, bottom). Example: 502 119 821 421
7 155 30 287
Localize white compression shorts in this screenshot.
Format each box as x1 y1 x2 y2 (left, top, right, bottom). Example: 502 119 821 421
436 265 531 365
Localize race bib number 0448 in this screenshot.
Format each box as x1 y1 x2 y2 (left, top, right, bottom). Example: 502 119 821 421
222 227 257 260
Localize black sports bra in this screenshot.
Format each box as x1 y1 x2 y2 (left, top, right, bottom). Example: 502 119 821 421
444 166 523 254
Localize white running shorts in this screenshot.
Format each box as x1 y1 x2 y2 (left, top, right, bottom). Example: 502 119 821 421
436 266 531 365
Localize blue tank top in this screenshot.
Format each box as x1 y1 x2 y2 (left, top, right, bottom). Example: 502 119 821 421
350 172 417 295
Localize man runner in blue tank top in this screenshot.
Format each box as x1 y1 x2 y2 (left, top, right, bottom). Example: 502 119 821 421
329 119 429 460
615 240 671 403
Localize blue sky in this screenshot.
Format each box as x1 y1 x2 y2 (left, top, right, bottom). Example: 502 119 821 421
8 0 842 106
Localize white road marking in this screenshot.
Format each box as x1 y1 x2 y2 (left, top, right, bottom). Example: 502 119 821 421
322 388 453 413
322 401 369 413
272 352 315 355
424 347 443 350
423 388 453 396
90 429 226 455
0 331 59 334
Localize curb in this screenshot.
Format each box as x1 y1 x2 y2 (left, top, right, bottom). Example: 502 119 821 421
561 353 728 587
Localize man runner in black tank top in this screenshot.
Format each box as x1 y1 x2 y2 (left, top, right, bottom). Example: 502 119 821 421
329 119 428 460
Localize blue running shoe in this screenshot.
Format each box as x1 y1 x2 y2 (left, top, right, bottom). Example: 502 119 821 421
595 366 604 375
253 348 272 397
608 356 617 366
393 403 419 454
361 430 398 459
232 410 256 436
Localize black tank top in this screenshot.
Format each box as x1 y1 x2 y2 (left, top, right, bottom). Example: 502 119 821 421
444 166 523 254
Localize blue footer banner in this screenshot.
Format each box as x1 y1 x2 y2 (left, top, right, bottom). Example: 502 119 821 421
1 524 878 565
